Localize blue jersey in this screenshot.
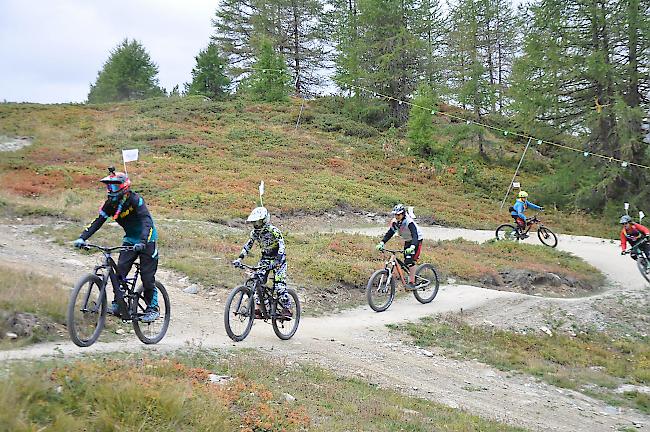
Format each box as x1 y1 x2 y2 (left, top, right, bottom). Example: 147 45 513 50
511 199 542 221
81 192 158 245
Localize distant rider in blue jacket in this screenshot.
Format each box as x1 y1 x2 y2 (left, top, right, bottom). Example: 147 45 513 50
510 191 543 237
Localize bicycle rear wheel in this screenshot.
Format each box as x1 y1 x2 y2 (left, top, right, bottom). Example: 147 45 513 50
272 288 301 340
224 285 254 342
366 269 395 312
537 226 558 248
496 224 519 242
132 281 171 344
637 256 650 283
412 263 440 304
67 274 106 347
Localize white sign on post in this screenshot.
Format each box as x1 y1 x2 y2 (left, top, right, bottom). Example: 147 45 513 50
122 149 139 163
512 182 520 188
259 181 265 206
640 211 645 221
624 202 630 210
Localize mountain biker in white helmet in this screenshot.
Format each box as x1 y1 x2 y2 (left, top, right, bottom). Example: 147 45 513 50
375 204 423 290
232 207 291 318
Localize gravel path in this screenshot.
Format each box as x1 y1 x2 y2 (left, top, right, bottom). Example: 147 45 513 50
0 221 648 431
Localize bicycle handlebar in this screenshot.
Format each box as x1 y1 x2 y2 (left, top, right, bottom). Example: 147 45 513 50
232 262 266 271
623 236 648 254
379 248 405 254
82 243 135 253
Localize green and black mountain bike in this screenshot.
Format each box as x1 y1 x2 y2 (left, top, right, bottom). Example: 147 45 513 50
622 237 650 283
224 262 301 342
67 243 171 347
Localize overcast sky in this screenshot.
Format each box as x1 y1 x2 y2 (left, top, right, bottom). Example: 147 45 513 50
0 0 218 104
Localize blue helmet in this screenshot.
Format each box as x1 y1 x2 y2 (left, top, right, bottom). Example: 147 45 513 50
619 215 633 224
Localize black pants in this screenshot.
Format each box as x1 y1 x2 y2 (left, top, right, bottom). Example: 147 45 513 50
116 242 158 306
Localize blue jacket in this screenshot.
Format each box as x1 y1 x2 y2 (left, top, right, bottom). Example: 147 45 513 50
511 199 542 221
81 192 158 245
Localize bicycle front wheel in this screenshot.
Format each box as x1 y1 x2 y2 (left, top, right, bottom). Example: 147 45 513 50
67 273 106 347
412 263 440 304
366 269 395 312
637 256 650 283
496 224 518 242
133 281 171 344
224 285 254 342
537 226 558 248
272 288 301 340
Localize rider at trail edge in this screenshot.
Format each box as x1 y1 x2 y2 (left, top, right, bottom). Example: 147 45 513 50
73 167 160 323
376 204 424 290
232 207 292 319
510 191 544 237
619 215 650 258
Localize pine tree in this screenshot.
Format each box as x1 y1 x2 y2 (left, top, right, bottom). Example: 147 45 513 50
407 83 439 158
511 0 650 212
185 42 231 99
326 0 362 95
88 39 164 103
212 0 256 75
243 39 291 101
212 0 326 94
413 0 449 91
354 0 423 123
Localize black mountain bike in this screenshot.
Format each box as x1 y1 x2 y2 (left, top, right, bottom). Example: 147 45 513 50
495 213 558 248
67 244 171 347
224 262 301 342
366 248 440 312
622 237 650 283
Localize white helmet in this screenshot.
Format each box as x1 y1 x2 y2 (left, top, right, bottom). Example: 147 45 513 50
247 207 270 230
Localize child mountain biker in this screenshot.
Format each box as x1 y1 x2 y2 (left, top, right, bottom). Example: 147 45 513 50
619 215 650 258
232 207 292 318
375 204 424 290
73 167 160 323
510 191 544 237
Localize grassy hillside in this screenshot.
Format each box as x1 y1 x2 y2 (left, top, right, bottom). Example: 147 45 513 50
0 97 612 236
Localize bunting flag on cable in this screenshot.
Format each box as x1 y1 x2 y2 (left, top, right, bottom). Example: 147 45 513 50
245 66 650 171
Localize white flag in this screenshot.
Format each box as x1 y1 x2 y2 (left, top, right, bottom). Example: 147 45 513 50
406 207 415 219
122 149 139 163
624 202 630 210
640 211 645 221
259 181 265 196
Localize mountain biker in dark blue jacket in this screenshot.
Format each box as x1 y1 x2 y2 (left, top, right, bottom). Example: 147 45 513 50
73 167 160 323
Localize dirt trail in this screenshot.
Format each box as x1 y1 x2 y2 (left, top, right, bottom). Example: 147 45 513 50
0 221 648 431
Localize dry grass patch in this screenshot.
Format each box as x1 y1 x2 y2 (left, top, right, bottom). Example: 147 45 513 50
392 314 650 414
0 349 526 431
0 263 67 346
